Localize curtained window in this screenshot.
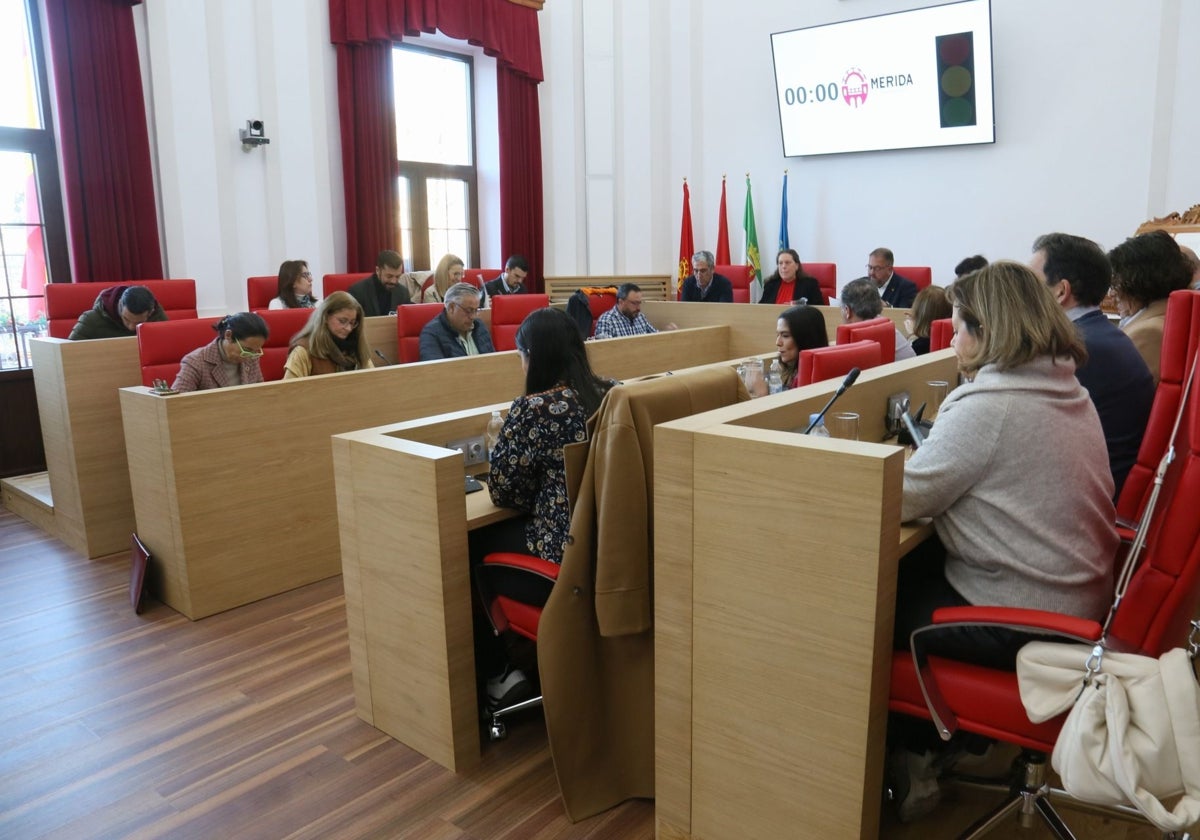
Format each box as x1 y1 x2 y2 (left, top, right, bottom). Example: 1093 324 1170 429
329 0 544 291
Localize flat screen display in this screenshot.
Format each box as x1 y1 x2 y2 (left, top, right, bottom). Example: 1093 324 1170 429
771 0 994 156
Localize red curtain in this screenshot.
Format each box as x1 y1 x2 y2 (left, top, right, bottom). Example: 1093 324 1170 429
44 0 163 283
328 0 544 287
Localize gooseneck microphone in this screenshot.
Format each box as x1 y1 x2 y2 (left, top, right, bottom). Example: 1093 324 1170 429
803 367 861 434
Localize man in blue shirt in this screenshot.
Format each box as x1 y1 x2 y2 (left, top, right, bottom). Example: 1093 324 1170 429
1030 232 1154 498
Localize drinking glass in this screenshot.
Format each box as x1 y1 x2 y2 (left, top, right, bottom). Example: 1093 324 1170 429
926 380 949 417
829 411 860 440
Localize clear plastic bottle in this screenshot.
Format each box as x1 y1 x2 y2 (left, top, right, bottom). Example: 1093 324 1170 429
767 359 784 395
485 410 504 460
808 412 830 437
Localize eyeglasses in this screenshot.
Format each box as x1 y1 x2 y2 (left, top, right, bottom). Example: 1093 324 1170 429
455 304 480 318
299 271 313 279
234 337 264 358
332 315 358 329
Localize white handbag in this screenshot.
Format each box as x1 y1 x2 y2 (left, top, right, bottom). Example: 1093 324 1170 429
1017 640 1200 832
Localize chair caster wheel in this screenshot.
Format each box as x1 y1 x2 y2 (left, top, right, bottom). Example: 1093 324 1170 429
489 720 507 740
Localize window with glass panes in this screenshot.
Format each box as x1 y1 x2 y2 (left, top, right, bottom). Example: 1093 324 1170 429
393 45 479 271
1 0 67 369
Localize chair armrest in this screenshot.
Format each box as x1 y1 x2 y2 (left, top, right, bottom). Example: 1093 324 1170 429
911 607 1103 740
482 552 561 581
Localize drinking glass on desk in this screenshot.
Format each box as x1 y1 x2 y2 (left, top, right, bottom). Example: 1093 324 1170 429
926 380 949 418
829 411 860 440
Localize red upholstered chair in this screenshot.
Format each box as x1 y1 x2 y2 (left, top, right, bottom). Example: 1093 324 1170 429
804 262 837 302
246 276 278 310
461 268 501 290
320 272 371 299
715 264 754 303
797 339 882 386
888 359 1200 837
46 279 198 338
836 316 897 364
1116 289 1200 529
475 552 561 739
930 317 954 352
491 293 549 351
257 308 312 380
587 293 617 336
395 302 445 363
894 265 933 290
136 317 221 386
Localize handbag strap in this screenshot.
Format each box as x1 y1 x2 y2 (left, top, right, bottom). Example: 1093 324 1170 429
1099 349 1200 645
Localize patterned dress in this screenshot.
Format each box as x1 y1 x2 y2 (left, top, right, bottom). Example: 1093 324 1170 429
488 385 589 564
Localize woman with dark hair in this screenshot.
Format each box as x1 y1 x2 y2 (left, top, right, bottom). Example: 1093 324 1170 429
282 291 374 378
269 259 316 309
488 307 614 562
1108 230 1192 382
758 248 827 306
904 285 953 355
172 312 269 392
749 305 828 396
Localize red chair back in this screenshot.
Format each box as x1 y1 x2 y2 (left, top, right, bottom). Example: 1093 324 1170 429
257 308 313 381
396 302 445 363
491 293 550 351
136 317 221 386
894 266 933 290
462 268 501 290
1116 290 1200 523
588 294 617 336
835 316 896 364
930 318 954 352
804 263 837 302
797 340 882 386
321 272 371 299
247 276 277 310
46 280 198 338
715 264 754 303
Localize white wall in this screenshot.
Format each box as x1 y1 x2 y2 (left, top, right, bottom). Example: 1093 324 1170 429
540 0 1197 290
138 0 1197 312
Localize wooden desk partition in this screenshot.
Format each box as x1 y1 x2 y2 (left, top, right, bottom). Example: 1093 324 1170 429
653 350 956 840
333 405 518 773
27 317 400 559
119 326 737 620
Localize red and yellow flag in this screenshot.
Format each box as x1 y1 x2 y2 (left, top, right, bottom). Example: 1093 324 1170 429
677 179 694 296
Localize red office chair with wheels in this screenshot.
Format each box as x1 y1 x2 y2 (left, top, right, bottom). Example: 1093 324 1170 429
475 551 560 740
797 339 882 386
930 318 954 352
888 352 1200 839
836 316 897 364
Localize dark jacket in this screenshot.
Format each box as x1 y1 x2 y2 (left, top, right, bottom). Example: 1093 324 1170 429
68 285 167 340
880 273 919 308
418 311 495 361
680 273 734 303
347 274 412 317
1073 309 1155 498
484 274 523 299
758 274 826 306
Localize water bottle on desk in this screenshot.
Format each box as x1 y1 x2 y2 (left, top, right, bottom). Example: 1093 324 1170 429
767 359 784 395
485 410 503 461
808 412 830 438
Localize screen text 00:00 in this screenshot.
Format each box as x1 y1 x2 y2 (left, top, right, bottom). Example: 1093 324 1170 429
784 82 839 105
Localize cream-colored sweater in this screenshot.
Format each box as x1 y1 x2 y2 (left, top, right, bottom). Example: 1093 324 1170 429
902 356 1118 621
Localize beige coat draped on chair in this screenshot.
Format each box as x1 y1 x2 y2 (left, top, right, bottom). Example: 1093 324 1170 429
537 366 748 821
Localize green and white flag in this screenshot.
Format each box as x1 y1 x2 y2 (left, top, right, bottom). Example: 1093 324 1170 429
743 175 762 302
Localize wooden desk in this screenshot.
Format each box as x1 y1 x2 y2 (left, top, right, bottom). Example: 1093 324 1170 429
27 316 400 558
653 350 957 840
332 406 520 773
120 326 742 620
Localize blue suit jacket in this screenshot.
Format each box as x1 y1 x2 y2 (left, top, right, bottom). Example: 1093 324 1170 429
1074 309 1154 498
680 273 733 303
880 273 919 308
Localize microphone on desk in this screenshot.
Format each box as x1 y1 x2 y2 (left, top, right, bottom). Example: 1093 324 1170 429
802 367 861 434
374 349 391 366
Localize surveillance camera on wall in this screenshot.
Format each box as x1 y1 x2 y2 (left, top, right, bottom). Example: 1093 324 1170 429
239 119 270 150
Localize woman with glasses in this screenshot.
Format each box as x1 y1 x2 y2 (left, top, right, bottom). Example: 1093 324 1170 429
269 259 317 309
283 291 374 378
172 312 269 392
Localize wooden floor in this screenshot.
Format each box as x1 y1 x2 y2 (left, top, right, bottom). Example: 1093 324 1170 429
0 509 1169 839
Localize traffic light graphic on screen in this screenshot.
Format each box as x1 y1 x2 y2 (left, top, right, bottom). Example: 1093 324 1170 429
936 31 976 128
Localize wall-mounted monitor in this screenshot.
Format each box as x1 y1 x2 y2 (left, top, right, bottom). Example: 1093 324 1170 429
771 0 994 157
